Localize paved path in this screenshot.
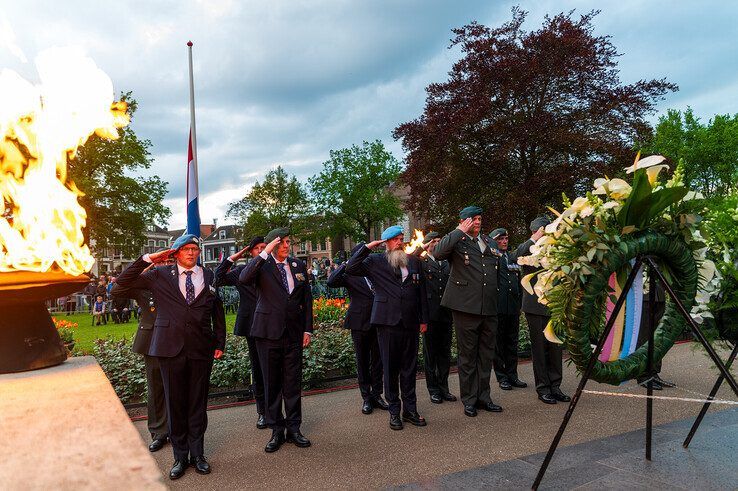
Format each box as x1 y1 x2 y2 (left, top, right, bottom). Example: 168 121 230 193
134 342 737 489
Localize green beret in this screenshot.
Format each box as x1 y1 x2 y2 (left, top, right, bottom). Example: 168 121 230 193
490 228 508 239
459 206 483 219
265 227 290 243
422 231 439 244
530 216 551 232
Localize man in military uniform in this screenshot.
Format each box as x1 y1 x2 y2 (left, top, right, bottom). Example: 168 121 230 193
434 206 503 417
419 232 457 404
490 228 535 391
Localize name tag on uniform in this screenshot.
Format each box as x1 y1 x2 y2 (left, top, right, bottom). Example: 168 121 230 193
295 273 305 281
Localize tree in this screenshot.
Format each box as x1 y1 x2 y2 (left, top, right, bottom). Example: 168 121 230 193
393 8 676 240
227 166 312 240
309 140 403 241
639 108 738 198
69 92 170 258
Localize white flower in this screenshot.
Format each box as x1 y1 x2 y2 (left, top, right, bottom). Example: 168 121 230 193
646 164 670 186
625 154 666 174
593 178 631 200
544 320 563 344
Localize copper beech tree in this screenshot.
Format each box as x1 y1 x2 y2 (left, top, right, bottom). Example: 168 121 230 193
394 8 677 240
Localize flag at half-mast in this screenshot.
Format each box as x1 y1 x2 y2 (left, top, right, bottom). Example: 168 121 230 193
186 127 200 237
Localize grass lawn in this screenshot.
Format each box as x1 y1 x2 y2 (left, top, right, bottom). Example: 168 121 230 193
53 311 238 354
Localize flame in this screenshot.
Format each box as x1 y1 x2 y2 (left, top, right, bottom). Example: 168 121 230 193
0 47 129 276
404 229 427 256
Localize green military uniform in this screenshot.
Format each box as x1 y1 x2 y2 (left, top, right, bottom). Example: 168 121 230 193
434 206 502 410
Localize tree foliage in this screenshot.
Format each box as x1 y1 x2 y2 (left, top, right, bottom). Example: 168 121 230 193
393 8 676 240
639 108 738 198
69 92 170 257
227 166 312 240
309 140 403 241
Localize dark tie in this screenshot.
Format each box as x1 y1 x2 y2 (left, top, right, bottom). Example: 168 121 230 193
184 270 195 304
277 263 290 292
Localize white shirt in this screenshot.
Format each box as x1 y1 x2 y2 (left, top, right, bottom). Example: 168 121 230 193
399 265 409 283
259 251 295 293
142 254 204 301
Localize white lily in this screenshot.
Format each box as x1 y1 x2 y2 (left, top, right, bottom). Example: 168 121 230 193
594 177 631 200
646 164 670 186
625 154 666 174
521 272 537 295
544 320 563 344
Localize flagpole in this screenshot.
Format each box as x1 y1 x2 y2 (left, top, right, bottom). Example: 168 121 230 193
186 40 201 237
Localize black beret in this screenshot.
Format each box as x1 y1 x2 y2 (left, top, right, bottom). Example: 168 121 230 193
265 227 290 243
247 236 265 250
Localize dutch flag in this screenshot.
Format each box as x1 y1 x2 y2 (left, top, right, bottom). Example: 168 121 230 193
186 127 201 237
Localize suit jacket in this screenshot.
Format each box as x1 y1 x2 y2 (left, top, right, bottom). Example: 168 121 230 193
214 257 258 337
110 283 156 355
420 255 452 324
116 257 226 359
493 239 534 315
517 241 550 316
434 229 500 316
326 263 373 331
345 246 428 328
239 254 313 341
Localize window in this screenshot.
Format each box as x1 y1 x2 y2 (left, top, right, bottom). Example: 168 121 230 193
319 239 327 251
206 248 212 261
311 240 318 251
298 242 307 253
219 230 226 239
158 240 166 247
148 240 155 247
230 246 236 255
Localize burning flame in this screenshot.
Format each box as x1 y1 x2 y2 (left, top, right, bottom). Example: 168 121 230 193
404 229 427 256
0 47 129 276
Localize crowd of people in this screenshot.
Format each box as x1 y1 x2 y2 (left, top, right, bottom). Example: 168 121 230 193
55 274 137 325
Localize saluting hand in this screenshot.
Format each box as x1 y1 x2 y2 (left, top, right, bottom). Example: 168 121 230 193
531 226 545 242
365 239 386 250
263 236 281 255
228 246 250 262
457 218 474 234
149 248 175 264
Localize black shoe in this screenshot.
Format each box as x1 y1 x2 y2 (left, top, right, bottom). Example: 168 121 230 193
389 413 403 430
538 393 557 404
476 401 503 412
441 392 457 402
265 431 285 453
510 378 528 388
190 455 211 475
362 400 373 414
499 380 512 390
169 460 187 480
148 437 167 452
654 375 676 388
372 396 389 410
286 431 311 447
256 414 268 429
430 393 443 404
463 405 478 417
551 391 571 402
402 411 427 427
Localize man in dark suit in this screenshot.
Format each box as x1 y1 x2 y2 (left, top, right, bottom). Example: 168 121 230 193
519 217 570 405
111 275 168 453
419 232 457 404
346 225 429 431
239 227 313 453
327 244 388 415
116 234 226 480
213 235 269 429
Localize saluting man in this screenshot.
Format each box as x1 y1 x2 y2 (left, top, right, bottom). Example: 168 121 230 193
327 244 388 415
116 234 226 480
346 226 429 431
213 235 268 429
434 206 502 417
239 228 313 453
419 232 457 404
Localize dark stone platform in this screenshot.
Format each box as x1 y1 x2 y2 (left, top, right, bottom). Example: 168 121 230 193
397 407 738 490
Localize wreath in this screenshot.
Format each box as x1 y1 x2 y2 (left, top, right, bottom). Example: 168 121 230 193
519 154 715 385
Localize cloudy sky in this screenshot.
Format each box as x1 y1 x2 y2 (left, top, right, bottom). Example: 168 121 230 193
1 1 736 229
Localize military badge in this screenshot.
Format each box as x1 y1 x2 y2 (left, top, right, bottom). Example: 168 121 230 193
295 273 305 281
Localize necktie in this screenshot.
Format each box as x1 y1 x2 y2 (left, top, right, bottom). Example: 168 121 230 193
277 263 290 292
184 270 195 304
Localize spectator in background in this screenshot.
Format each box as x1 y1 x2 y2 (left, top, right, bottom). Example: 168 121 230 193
92 295 107 326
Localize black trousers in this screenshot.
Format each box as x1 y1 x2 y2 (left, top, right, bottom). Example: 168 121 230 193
493 312 521 383
158 353 213 461
256 335 303 433
452 310 497 406
423 320 452 396
143 354 168 441
376 323 419 415
525 313 563 395
351 328 383 402
636 300 666 377
245 335 266 414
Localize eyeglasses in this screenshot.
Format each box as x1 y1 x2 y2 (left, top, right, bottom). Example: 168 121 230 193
179 246 201 253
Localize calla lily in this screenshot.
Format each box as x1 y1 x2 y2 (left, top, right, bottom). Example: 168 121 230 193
646 164 669 186
544 320 563 344
521 272 537 295
603 200 620 209
625 154 666 174
593 177 631 200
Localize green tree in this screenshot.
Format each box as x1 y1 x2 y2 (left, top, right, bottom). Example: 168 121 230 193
69 92 170 258
227 166 312 240
640 108 738 198
309 140 403 241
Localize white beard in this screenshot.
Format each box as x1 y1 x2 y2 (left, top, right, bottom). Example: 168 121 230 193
385 249 408 270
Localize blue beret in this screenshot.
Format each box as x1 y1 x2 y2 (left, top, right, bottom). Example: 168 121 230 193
381 225 404 241
530 216 551 232
490 228 508 239
172 234 201 251
460 206 483 219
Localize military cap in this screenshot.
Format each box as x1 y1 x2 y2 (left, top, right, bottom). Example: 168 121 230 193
247 236 265 250
265 227 290 243
530 216 551 232
422 231 439 244
381 225 404 241
490 228 508 239
459 205 483 219
172 234 201 252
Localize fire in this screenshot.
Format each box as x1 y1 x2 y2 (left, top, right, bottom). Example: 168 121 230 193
404 229 427 256
0 47 129 276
